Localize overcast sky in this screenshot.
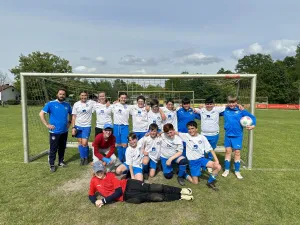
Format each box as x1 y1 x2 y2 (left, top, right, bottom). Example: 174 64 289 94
1 0 300 81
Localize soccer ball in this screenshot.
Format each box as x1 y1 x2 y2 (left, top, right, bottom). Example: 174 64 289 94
240 116 253 127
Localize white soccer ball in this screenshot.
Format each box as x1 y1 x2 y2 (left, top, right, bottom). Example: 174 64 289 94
240 116 253 127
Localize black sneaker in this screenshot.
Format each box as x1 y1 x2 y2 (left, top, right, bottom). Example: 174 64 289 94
177 177 185 186
207 181 219 191
58 161 67 168
50 166 56 173
143 173 149 180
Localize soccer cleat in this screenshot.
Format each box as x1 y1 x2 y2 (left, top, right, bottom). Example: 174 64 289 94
207 168 213 174
50 166 56 173
180 195 194 201
58 161 67 168
207 182 219 191
180 188 192 195
235 172 243 179
222 170 230 177
177 177 185 186
143 173 149 181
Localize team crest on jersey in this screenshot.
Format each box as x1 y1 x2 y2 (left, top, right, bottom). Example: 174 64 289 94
193 144 198 150
151 147 156 151
235 111 239 114
100 110 104 114
198 140 202 144
118 109 122 113
65 107 68 110
138 110 141 114
206 115 210 118
51 136 55 140
82 109 86 112
168 114 172 118
189 112 193 115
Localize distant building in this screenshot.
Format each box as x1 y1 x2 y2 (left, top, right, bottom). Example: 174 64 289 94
0 85 20 102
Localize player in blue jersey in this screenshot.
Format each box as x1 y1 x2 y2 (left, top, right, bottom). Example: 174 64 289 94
222 95 256 179
39 88 72 172
177 97 200 133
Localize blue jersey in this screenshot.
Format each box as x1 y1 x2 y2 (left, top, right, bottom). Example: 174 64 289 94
177 108 200 133
42 100 72 134
224 106 256 137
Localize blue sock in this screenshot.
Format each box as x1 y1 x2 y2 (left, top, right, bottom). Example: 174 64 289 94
178 165 187 177
224 160 230 170
143 163 149 174
78 145 84 158
84 146 89 158
117 146 123 162
234 161 241 172
208 174 216 183
207 152 213 161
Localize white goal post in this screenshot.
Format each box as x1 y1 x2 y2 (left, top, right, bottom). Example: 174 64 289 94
20 73 257 168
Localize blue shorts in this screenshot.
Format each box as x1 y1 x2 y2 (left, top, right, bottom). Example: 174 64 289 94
205 134 219 149
189 158 210 177
134 132 147 140
123 163 143 175
74 126 91 139
224 136 243 150
160 156 181 174
146 158 157 170
113 124 129 144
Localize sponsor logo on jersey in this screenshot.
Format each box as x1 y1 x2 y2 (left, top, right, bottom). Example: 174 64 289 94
65 107 68 110
193 144 198 150
82 109 86 112
206 115 210 118
151 147 156 151
168 114 172 118
100 110 104 114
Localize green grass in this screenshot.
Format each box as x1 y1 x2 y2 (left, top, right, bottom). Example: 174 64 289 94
1 106 300 225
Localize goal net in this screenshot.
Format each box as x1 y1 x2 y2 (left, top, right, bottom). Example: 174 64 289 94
20 73 257 168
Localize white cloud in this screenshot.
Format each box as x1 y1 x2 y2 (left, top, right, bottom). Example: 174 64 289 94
130 69 147 74
268 40 298 56
176 53 223 66
74 65 97 73
87 67 97 73
119 55 159 66
95 56 107 65
248 43 263 54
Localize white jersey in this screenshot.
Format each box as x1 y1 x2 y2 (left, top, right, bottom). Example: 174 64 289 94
195 106 225 136
140 136 162 163
93 103 113 129
112 103 131 125
161 107 178 131
72 100 96 127
125 141 144 168
130 105 149 132
178 133 212 160
160 133 183 159
147 110 163 130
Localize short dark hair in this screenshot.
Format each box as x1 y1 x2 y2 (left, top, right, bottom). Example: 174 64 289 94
182 97 190 105
137 95 145 102
186 121 197 129
128 132 137 141
150 99 159 107
57 88 67 94
163 123 174 132
119 92 127 98
166 99 174 104
205 97 214 104
227 95 238 103
149 123 158 131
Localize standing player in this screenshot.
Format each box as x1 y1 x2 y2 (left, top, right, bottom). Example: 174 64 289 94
162 99 178 131
140 123 162 180
71 91 96 165
39 88 72 172
93 91 113 137
222 96 256 179
177 97 200 133
147 99 166 132
112 92 131 162
116 133 144 181
177 121 221 190
130 95 149 139
160 123 190 186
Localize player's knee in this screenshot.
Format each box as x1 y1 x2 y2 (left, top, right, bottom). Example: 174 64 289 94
164 172 173 179
214 163 221 171
178 158 188 165
234 151 241 157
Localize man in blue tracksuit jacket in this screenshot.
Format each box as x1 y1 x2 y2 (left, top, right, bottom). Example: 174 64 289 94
222 95 256 179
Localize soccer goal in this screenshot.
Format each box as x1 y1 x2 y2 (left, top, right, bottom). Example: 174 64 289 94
20 73 257 168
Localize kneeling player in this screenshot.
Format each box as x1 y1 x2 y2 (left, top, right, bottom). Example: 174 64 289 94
160 123 189 186
116 133 143 181
177 121 221 191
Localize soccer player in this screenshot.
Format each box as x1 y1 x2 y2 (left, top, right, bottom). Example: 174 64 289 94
147 99 166 132
93 91 113 137
39 88 72 172
71 91 96 165
140 123 162 180
116 133 143 181
177 121 221 191
92 123 121 172
162 99 178 131
160 123 189 186
130 95 149 139
222 95 256 179
112 92 131 162
177 97 200 133
89 161 194 206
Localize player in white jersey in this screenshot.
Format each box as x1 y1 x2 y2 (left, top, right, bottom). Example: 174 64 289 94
147 99 166 132
160 123 191 186
140 123 162 180
130 95 149 139
71 91 96 165
112 92 131 162
162 99 178 131
177 121 221 191
116 133 144 181
93 91 113 137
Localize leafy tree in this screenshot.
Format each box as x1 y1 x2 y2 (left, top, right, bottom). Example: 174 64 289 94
217 68 234 74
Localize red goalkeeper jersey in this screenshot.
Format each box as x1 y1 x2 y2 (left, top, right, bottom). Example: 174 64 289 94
92 133 116 160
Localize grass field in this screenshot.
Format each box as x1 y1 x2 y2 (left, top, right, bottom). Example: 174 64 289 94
1 106 300 225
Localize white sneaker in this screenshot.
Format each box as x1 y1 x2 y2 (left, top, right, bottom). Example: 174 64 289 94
207 168 213 173
235 172 243 179
222 170 230 177
180 188 192 195
180 195 194 201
